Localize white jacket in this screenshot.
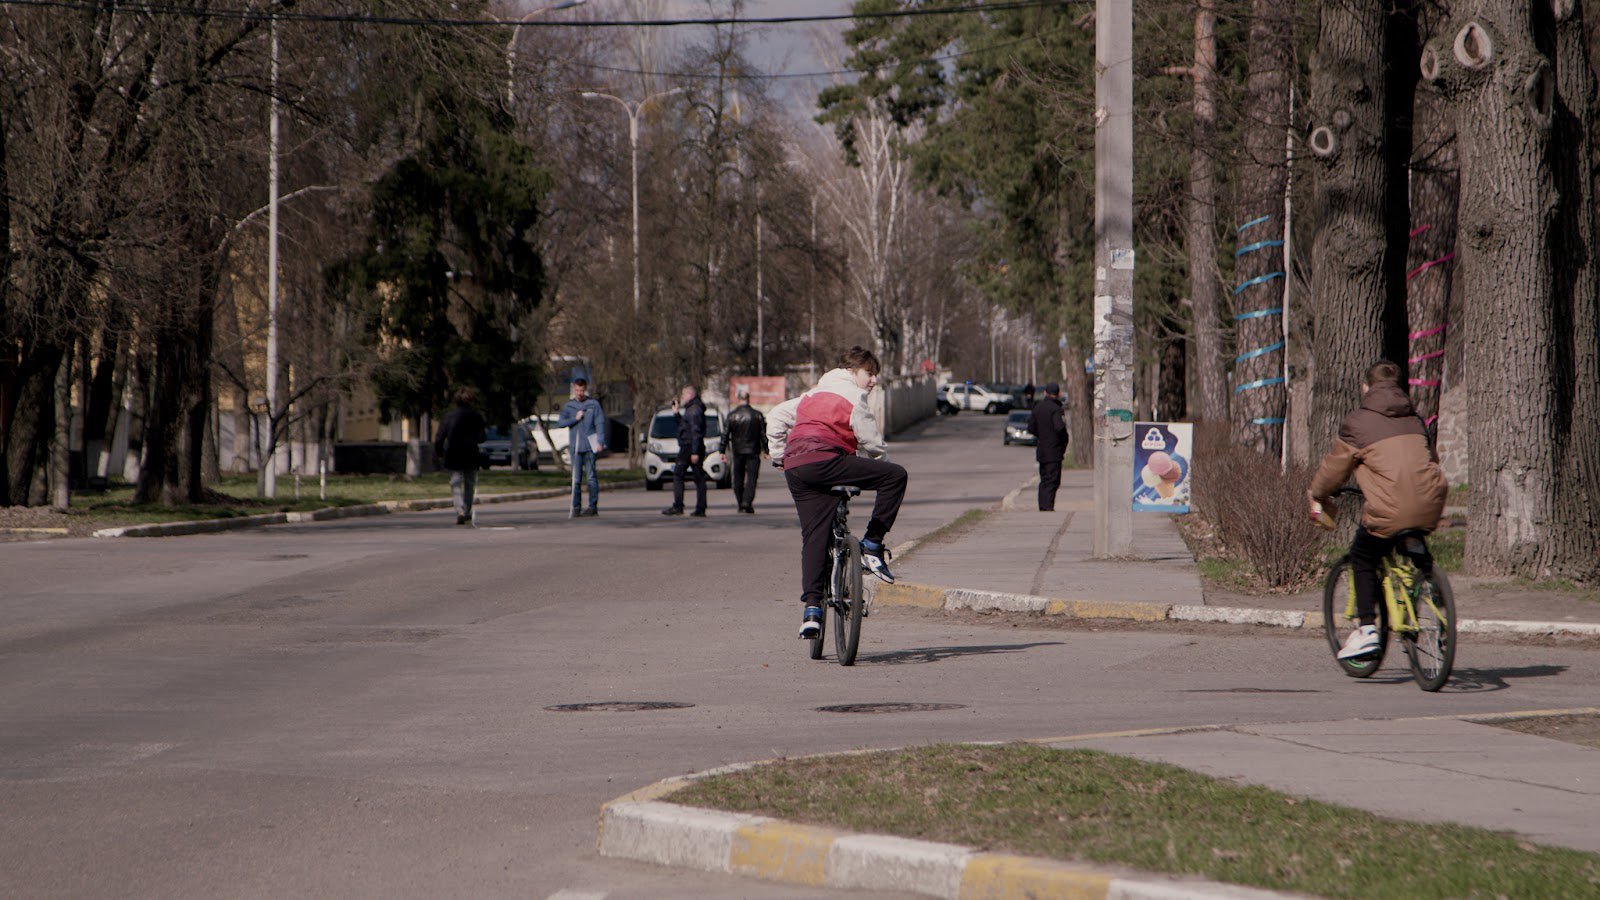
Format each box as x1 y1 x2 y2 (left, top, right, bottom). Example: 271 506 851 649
767 368 887 468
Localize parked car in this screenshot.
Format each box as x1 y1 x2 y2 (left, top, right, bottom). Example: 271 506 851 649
1002 410 1036 446
642 408 730 491
478 426 536 470
942 382 1014 414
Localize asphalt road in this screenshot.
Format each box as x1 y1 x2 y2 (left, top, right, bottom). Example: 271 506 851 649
3 412 1597 899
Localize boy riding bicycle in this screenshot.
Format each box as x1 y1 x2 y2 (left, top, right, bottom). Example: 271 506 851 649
1308 360 1449 660
768 347 908 639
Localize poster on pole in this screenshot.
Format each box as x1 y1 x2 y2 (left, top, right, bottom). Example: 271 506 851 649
1132 422 1193 513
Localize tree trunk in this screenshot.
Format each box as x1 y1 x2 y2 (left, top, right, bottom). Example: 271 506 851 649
1187 0 1228 424
1307 0 1393 455
1230 0 1295 452
50 344 73 509
1062 337 1093 467
1405 85 1459 425
1545 0 1600 578
4 343 64 506
1428 1 1597 577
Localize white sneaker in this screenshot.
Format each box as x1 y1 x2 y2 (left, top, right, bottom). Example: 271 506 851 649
1337 624 1381 660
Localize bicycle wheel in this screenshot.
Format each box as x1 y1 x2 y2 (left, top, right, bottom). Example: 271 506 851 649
834 537 866 666
808 600 826 660
1405 567 1456 692
1322 557 1388 678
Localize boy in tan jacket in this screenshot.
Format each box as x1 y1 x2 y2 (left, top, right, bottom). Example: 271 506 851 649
1308 360 1449 659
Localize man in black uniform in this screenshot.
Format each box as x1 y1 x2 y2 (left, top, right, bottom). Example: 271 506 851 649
1027 382 1069 512
723 387 767 513
433 388 488 525
662 384 709 517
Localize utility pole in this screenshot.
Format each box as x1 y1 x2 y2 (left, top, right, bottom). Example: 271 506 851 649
1094 0 1135 557
582 88 682 314
264 17 280 499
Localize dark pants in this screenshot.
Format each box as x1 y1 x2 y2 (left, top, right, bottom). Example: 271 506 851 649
1349 526 1396 626
1037 457 1063 510
731 452 761 509
785 454 908 606
671 453 707 512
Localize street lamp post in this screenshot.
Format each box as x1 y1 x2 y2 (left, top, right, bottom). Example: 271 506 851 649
505 0 586 109
581 88 684 314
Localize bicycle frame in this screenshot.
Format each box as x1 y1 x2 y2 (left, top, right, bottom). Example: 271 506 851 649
1342 551 1449 636
828 497 851 609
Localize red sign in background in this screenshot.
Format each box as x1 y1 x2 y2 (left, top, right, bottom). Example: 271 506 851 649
730 376 788 412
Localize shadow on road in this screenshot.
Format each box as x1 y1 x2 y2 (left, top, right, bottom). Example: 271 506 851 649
858 641 1064 666
1442 664 1569 693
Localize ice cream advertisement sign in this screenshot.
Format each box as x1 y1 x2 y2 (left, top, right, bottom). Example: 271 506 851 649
1132 422 1192 513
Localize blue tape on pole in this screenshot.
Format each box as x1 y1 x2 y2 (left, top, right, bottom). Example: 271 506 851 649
1252 417 1286 425
1234 306 1285 321
1235 376 1286 394
1235 341 1285 362
1236 214 1272 233
1231 272 1286 295
1235 239 1285 257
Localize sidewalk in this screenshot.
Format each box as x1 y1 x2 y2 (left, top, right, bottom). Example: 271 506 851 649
889 469 1600 637
1053 712 1600 855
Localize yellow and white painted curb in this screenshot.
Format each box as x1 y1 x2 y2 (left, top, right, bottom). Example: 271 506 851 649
599 797 1292 899
875 580 1600 640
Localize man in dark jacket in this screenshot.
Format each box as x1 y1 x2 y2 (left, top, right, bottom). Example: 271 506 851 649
1028 383 1069 511
724 387 767 514
433 388 487 525
663 384 709 517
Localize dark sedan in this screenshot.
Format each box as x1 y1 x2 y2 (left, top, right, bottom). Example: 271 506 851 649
1002 410 1036 446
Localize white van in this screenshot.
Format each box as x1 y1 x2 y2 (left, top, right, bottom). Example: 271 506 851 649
642 408 730 491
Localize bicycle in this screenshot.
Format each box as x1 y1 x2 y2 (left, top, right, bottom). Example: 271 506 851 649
808 486 867 666
1320 486 1457 691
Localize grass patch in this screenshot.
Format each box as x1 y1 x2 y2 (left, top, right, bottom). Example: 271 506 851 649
673 744 1600 899
1430 527 1465 573
67 469 643 526
1197 557 1256 592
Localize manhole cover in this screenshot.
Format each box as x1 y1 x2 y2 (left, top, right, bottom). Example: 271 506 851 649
816 702 967 714
545 701 695 712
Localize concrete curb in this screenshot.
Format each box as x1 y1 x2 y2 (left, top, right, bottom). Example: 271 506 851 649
875 579 1600 641
92 480 645 538
599 781 1293 899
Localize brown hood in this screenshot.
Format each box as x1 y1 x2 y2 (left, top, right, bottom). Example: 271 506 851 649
1360 382 1416 419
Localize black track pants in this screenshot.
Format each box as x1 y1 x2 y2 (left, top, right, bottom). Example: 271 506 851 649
785 454 908 606
1349 526 1396 627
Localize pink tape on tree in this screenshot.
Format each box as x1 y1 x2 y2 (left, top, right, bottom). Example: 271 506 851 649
1408 324 1447 341
1410 224 1432 238
1407 252 1456 282
1425 415 1439 428
1409 378 1442 387
1409 349 1446 364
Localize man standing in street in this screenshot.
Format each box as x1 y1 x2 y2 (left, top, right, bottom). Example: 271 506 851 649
555 378 606 517
1028 382 1069 512
724 386 767 513
433 388 487 526
662 384 709 517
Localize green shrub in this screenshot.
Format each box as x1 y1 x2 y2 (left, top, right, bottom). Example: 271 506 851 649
1191 424 1326 588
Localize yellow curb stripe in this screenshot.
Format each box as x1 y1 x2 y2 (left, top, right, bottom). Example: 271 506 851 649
876 581 950 609
959 853 1113 899
1027 723 1229 745
1452 707 1600 723
1043 598 1173 621
729 821 839 887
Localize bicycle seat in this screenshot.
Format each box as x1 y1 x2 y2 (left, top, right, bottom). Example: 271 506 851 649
1393 528 1433 541
1393 529 1434 571
831 486 862 497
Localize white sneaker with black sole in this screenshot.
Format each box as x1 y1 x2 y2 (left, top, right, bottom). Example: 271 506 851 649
1338 624 1381 660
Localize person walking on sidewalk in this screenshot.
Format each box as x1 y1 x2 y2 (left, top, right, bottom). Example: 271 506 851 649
1308 360 1448 660
433 388 487 526
1028 382 1069 511
556 378 606 517
769 346 907 639
662 384 709 517
724 387 767 514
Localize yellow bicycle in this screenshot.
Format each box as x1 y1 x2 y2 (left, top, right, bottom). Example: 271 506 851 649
1321 487 1457 692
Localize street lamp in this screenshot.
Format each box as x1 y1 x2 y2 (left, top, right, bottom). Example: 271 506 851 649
505 0 586 109
581 87 684 314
